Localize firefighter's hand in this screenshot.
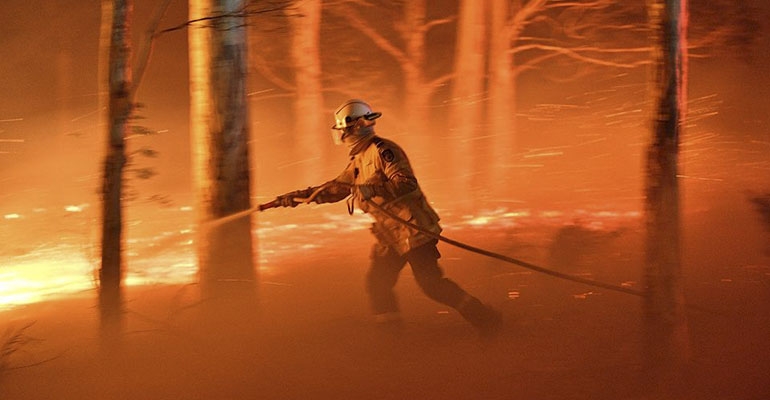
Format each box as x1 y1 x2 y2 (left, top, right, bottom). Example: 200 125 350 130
276 194 299 208
354 184 376 200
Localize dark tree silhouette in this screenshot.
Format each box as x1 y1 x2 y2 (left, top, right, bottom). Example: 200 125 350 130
99 0 132 336
643 0 690 392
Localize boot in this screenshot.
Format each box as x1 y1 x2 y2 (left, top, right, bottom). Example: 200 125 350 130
457 296 503 338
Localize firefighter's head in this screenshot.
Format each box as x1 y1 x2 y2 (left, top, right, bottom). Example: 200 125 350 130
330 99 381 146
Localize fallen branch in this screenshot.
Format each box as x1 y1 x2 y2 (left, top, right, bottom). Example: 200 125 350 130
0 322 64 375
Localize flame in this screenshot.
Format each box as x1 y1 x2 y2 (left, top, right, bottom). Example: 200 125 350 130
0 253 94 310
0 206 641 311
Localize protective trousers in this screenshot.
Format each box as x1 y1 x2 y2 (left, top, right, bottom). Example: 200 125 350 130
366 241 495 329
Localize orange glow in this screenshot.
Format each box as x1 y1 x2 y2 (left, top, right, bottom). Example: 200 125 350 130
0 2 768 399
0 247 200 310
0 251 94 310
0 206 646 310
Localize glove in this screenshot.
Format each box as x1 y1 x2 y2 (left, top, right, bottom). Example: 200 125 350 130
276 194 299 208
275 187 315 208
355 184 377 200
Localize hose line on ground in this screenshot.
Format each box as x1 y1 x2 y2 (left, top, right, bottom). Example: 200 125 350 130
223 191 721 316
367 200 731 317
364 200 647 298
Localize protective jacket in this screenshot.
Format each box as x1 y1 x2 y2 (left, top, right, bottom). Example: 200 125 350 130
309 135 441 255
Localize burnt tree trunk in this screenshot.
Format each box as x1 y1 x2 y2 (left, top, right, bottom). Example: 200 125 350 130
99 0 132 336
644 0 690 392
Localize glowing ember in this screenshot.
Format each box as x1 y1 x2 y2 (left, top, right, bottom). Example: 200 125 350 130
467 216 490 226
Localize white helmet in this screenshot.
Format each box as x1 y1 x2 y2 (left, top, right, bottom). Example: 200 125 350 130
331 99 382 145
332 99 382 129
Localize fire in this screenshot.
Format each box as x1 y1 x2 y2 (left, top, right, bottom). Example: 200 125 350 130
0 205 643 311
0 253 94 310
0 248 200 311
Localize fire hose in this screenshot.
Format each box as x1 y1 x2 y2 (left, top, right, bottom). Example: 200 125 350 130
205 185 726 315
273 185 645 298
361 200 646 298
357 200 723 316
210 187 645 297
359 201 724 316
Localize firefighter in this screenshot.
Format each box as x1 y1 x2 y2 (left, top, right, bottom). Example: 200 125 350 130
274 99 502 336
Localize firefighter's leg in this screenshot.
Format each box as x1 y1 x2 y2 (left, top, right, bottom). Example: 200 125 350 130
454 295 503 337
366 243 407 319
405 243 466 307
407 243 502 336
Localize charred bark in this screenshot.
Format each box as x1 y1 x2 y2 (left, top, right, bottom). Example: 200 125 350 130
643 0 690 391
99 0 132 337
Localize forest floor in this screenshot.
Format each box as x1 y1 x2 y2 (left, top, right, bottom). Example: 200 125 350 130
1 209 769 400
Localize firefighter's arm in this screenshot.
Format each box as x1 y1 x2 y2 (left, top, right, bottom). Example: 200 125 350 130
274 187 315 208
355 173 417 201
309 180 353 203
313 163 356 203
274 181 353 207
275 164 355 207
371 143 418 198
383 172 418 197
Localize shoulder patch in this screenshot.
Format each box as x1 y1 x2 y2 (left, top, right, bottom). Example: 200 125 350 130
381 149 396 163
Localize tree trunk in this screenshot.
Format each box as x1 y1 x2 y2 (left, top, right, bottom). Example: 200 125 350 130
189 0 257 302
401 0 428 131
487 0 515 198
99 0 131 337
402 1 430 145
643 0 690 392
289 0 325 182
331 1 433 167
450 0 487 206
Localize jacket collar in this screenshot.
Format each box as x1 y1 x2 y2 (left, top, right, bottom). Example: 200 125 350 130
348 134 375 156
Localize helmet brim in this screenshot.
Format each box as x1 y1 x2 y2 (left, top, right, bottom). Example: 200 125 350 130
331 112 382 129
